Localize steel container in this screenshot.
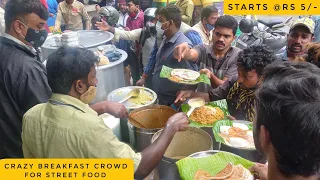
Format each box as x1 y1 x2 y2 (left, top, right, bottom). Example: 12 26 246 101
151 127 213 180
127 105 175 152
107 87 158 144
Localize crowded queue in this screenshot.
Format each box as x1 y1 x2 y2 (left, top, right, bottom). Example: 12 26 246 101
1 0 320 179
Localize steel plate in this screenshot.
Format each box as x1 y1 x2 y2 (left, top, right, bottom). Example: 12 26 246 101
107 86 157 109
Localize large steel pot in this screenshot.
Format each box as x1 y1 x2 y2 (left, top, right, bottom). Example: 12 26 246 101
107 86 158 144
92 48 127 104
42 48 127 105
127 105 176 152
41 30 114 60
151 127 213 180
219 120 267 163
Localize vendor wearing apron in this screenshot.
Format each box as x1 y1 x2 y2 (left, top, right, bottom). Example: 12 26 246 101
174 45 277 122
152 4 198 106
173 15 241 92
22 46 189 179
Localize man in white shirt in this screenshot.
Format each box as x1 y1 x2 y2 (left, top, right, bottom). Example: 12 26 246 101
191 5 219 45
0 0 6 35
117 0 129 27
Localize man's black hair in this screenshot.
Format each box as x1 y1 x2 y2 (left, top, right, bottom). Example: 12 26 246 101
201 5 218 21
214 15 238 35
5 0 48 30
126 0 140 6
46 46 99 94
255 61 320 177
237 45 277 76
159 4 181 28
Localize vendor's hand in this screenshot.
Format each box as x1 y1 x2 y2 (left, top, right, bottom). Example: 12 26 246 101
174 90 193 104
166 112 189 132
136 78 146 86
249 163 268 180
174 42 190 62
49 13 54 17
124 27 130 31
95 19 110 31
200 68 213 79
105 101 128 118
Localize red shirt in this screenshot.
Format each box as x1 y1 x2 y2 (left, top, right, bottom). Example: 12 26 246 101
126 10 144 30
40 0 50 32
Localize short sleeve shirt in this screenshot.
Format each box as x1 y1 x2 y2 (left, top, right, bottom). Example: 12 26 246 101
194 44 241 92
22 94 141 172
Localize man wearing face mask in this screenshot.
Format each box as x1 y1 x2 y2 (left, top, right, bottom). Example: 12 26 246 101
97 8 157 89
174 15 241 90
175 45 276 122
278 17 315 61
190 5 219 45
22 46 189 180
0 0 51 158
151 4 198 106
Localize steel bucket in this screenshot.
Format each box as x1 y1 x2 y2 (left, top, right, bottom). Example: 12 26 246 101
128 105 177 152
151 127 213 180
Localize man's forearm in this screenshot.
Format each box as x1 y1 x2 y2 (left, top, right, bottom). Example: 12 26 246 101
89 102 106 115
210 74 227 88
108 27 115 34
134 126 176 179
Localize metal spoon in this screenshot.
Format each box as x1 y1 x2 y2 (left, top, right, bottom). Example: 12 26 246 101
186 97 205 117
119 88 140 104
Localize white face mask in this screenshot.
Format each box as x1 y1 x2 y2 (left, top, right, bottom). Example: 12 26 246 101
156 21 169 38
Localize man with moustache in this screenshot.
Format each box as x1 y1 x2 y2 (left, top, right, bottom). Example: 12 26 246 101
278 17 315 61
250 61 320 180
174 15 241 89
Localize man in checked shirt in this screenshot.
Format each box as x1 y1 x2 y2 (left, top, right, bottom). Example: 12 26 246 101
54 0 90 31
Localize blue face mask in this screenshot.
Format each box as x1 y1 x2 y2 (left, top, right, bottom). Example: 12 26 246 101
205 23 215 31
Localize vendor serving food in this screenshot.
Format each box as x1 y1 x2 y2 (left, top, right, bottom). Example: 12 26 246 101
21 46 189 179
175 45 277 121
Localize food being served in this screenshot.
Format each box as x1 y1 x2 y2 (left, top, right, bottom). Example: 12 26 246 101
190 106 225 125
194 163 253 180
128 89 153 105
98 56 110 66
219 123 254 148
169 69 200 83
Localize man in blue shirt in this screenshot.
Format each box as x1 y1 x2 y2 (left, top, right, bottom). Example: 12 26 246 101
151 4 197 105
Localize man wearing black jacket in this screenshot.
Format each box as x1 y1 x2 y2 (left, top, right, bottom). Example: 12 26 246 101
0 0 128 158
0 0 51 158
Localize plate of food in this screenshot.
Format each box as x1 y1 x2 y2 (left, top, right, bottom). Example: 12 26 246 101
176 151 255 180
160 65 211 85
213 120 254 149
107 86 157 109
181 99 230 127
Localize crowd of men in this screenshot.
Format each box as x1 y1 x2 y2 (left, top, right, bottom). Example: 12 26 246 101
1 0 320 180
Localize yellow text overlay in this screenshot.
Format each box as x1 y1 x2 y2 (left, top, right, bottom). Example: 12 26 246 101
224 0 320 15
0 159 134 180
